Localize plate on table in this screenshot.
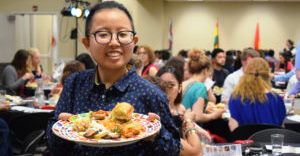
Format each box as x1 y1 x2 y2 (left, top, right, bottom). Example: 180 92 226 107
4 95 33 106
52 113 161 147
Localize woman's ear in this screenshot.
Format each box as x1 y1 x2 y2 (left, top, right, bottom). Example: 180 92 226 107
82 37 90 49
178 84 182 94
133 35 139 44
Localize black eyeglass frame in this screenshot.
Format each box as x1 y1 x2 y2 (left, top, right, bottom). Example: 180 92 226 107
90 30 136 45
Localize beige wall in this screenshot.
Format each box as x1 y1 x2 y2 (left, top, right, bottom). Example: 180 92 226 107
117 0 165 50
1 0 300 60
0 0 98 60
113 1 300 55
164 2 300 54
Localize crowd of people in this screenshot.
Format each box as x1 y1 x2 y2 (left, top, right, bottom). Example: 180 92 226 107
0 1 299 156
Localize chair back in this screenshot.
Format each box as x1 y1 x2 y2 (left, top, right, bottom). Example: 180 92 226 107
9 112 53 141
22 130 45 154
248 128 300 144
230 124 282 142
285 123 300 134
0 85 16 95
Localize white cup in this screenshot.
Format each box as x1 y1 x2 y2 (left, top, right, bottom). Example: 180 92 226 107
271 134 284 155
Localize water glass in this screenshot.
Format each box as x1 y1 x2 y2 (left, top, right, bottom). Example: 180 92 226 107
284 98 293 113
0 90 6 102
271 134 284 155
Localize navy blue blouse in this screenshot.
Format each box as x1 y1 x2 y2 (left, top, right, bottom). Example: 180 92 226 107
47 67 181 156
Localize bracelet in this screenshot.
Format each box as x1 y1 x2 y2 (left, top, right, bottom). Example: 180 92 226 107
182 119 194 128
184 128 197 137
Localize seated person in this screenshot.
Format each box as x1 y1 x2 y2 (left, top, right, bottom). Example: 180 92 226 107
145 74 209 156
182 49 223 124
75 53 96 69
28 48 49 79
136 45 159 77
50 60 85 96
0 49 34 96
222 49 259 104
228 58 286 131
211 48 229 103
276 52 293 73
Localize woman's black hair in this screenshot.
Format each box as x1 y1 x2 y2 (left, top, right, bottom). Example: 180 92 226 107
85 1 135 37
75 53 96 69
157 64 183 105
11 49 30 73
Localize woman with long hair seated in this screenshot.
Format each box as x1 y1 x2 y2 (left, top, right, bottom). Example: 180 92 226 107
0 49 34 96
228 58 286 131
145 73 210 156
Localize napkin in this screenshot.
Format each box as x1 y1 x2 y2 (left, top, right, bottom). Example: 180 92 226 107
287 115 300 122
266 145 300 154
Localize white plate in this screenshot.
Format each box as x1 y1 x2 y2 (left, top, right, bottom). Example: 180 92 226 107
52 113 161 147
11 106 53 113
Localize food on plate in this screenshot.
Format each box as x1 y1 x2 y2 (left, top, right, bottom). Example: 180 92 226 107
26 81 38 88
4 95 22 104
206 102 216 113
68 102 146 140
216 103 225 110
92 109 109 120
206 102 225 113
213 86 224 95
110 102 134 122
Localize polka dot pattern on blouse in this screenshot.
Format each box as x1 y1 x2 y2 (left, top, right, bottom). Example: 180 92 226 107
47 67 181 156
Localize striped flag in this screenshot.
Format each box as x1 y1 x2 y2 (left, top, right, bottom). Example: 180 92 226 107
254 23 260 50
168 20 173 51
213 21 219 48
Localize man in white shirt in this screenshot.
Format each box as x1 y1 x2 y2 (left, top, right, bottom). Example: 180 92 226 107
221 48 260 104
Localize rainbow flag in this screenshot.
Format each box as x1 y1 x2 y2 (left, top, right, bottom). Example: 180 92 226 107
213 21 219 48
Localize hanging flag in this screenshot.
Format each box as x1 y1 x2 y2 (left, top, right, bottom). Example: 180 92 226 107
168 19 173 51
51 35 56 48
213 21 219 49
254 23 260 50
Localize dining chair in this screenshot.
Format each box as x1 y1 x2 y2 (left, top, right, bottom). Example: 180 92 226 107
248 128 300 144
0 85 16 95
12 130 45 155
284 123 300 134
9 112 54 155
230 124 282 142
9 112 53 141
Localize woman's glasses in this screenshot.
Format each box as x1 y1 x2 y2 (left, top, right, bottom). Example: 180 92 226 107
90 31 136 45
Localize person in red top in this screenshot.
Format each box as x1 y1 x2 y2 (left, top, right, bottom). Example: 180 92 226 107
277 52 294 73
136 45 159 77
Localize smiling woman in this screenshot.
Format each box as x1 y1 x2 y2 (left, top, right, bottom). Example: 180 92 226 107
47 1 181 156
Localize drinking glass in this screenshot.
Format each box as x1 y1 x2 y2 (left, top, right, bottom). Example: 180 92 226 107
271 134 284 155
0 90 6 102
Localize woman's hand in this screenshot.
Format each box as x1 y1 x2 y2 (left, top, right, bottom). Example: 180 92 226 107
144 112 160 142
58 112 73 121
51 85 63 95
0 103 10 111
209 108 226 120
228 118 239 132
194 124 212 143
183 109 195 122
22 73 34 80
